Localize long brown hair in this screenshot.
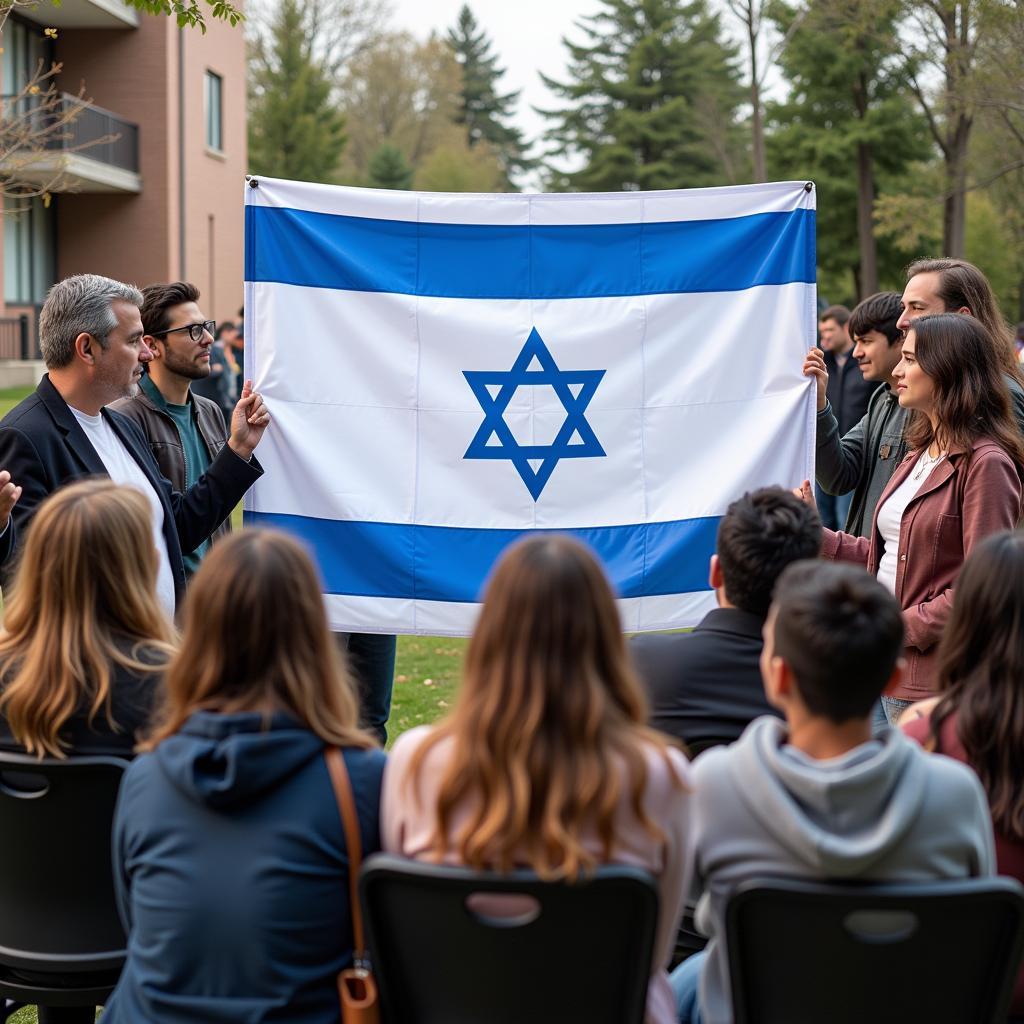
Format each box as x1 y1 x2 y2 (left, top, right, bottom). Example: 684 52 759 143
142 529 374 750
903 313 1024 473
403 534 684 878
0 480 175 757
906 257 1021 381
930 531 1024 840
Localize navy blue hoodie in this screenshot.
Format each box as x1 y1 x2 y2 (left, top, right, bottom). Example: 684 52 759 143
101 711 385 1024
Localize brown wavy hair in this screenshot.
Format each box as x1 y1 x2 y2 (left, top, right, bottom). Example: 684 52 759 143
142 529 374 750
906 257 1021 381
902 313 1024 474
0 480 175 757
402 534 685 878
930 531 1024 840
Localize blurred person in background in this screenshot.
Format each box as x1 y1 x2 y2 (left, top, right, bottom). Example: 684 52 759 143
814 304 879 529
192 320 239 425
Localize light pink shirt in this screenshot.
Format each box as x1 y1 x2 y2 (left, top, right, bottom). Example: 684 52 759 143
381 725 693 1024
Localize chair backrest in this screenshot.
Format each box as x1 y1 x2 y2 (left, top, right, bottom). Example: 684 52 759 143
0 751 129 972
726 876 1024 1024
361 853 659 1024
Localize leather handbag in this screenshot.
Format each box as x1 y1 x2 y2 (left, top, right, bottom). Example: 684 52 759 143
326 747 381 1024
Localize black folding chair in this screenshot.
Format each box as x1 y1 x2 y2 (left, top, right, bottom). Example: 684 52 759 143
360 853 659 1024
726 876 1024 1024
0 753 130 1022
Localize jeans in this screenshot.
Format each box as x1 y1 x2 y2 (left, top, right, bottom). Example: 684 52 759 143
670 950 706 1024
814 483 854 532
871 698 890 734
335 633 397 745
881 694 913 726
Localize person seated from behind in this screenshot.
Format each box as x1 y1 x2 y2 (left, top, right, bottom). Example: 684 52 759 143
102 530 385 1024
382 535 692 1024
632 487 821 756
902 530 1024 1019
0 479 174 759
671 561 995 1024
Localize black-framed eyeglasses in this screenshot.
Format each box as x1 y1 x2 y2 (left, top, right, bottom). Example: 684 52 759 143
159 320 215 342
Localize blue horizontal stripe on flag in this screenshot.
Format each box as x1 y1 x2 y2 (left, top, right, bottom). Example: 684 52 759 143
244 206 814 299
244 511 720 602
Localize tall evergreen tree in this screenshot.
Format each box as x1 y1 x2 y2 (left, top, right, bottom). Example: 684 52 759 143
367 143 414 189
767 0 929 299
539 0 745 191
248 0 347 183
445 5 530 185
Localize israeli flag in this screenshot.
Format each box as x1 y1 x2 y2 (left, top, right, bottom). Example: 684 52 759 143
244 177 816 636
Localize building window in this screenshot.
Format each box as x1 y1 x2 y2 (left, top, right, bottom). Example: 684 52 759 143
204 70 223 152
4 196 56 305
1 18 53 96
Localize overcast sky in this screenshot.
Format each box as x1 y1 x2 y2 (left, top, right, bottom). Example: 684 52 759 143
389 0 597 153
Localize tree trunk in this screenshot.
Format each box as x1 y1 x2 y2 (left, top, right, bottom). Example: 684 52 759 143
853 71 877 298
750 79 765 182
748 17 765 182
855 140 878 298
943 114 972 257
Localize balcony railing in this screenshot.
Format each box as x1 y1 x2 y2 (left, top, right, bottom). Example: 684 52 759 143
1 93 139 174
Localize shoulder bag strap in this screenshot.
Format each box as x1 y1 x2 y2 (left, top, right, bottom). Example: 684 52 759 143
326 747 366 958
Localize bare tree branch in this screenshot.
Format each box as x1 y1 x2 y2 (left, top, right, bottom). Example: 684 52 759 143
0 60 117 211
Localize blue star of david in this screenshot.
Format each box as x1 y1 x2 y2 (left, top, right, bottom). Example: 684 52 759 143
463 327 606 500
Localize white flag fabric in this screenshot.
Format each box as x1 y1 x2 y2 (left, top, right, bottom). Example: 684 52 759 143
243 177 817 636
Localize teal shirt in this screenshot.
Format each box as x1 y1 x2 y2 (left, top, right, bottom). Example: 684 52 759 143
140 375 211 576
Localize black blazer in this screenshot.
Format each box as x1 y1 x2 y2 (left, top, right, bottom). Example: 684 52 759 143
631 607 781 751
0 375 262 607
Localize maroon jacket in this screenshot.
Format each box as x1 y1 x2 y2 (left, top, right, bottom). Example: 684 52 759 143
822 438 1022 699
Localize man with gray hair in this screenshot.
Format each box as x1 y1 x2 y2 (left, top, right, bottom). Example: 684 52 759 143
0 274 270 615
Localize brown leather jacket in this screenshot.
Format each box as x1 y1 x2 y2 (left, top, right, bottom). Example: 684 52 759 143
822 437 1023 699
111 388 232 547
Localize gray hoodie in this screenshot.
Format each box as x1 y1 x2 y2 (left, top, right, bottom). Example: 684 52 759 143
690 716 996 1024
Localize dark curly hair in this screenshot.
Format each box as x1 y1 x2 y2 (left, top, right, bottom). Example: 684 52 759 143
716 487 822 617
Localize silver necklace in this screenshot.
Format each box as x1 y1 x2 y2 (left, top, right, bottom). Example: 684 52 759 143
912 449 945 481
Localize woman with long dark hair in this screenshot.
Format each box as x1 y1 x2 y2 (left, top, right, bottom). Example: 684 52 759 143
102 530 384 1024
804 312 1024 722
902 530 1024 1017
381 534 692 1024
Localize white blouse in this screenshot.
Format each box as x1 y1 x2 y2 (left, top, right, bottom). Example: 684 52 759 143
875 450 945 593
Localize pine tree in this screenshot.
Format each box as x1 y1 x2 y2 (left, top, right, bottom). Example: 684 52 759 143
445 5 530 186
540 0 745 191
367 143 414 190
766 0 929 299
247 0 347 183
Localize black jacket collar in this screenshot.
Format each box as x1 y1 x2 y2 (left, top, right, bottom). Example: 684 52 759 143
696 606 766 638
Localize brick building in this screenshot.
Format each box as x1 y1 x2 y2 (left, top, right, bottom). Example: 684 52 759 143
0 0 247 359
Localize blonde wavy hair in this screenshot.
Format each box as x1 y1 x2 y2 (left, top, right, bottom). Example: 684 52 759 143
404 534 685 879
0 479 175 757
142 529 374 751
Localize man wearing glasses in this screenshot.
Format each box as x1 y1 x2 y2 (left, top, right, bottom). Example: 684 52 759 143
112 282 230 577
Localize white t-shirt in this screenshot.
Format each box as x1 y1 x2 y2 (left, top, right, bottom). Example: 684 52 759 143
70 408 176 618
875 451 944 594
